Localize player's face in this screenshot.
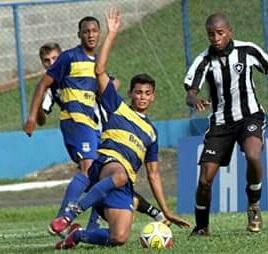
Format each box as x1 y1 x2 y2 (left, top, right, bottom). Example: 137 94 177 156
207 21 232 51
78 21 100 53
41 49 60 70
129 83 155 113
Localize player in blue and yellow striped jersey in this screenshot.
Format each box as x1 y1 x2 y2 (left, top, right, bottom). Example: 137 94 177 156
24 16 101 221
52 8 191 249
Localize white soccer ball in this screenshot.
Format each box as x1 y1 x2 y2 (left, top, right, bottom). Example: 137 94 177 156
139 221 173 249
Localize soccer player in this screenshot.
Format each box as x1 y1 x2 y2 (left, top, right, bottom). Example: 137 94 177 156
24 16 102 222
184 12 267 236
36 42 62 126
27 31 170 231
51 8 190 249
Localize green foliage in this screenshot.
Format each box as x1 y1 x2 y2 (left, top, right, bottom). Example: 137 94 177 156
0 203 267 253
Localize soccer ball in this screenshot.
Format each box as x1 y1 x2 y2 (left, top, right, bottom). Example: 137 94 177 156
139 221 173 249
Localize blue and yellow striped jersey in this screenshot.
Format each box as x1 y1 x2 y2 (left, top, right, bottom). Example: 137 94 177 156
46 45 98 129
98 81 158 183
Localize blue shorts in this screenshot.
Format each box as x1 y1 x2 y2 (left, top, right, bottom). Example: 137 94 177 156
60 119 100 163
89 155 134 213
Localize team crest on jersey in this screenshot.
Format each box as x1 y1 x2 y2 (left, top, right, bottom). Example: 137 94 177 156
233 63 244 74
82 142 91 152
247 124 258 132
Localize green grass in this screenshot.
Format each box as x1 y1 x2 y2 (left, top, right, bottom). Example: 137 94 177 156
1 201 268 253
1 0 268 131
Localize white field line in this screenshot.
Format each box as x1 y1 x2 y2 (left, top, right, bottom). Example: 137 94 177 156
0 180 70 192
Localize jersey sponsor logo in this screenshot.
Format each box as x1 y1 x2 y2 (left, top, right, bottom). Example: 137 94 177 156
205 149 216 155
82 142 91 152
247 124 258 132
233 63 244 74
129 134 146 153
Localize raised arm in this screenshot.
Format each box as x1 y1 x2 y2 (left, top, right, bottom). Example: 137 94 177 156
95 7 121 94
145 161 191 228
23 74 54 136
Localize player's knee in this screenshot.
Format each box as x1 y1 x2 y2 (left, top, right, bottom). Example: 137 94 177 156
112 171 128 187
245 150 261 163
110 232 129 246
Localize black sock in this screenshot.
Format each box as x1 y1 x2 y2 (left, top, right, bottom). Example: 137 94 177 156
195 205 210 229
246 183 262 204
134 192 164 220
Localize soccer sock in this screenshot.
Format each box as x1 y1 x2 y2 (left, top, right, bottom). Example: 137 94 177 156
134 192 165 221
73 228 111 246
85 208 100 231
246 183 262 205
195 204 210 229
64 176 115 220
195 182 211 229
57 172 90 217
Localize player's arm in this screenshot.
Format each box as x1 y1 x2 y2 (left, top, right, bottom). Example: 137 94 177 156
23 74 54 136
145 161 191 228
36 107 46 126
95 7 121 94
186 88 211 112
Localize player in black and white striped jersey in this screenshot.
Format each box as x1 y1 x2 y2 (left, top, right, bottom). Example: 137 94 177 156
185 12 267 236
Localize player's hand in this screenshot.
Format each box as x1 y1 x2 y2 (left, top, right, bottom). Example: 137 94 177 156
163 211 191 228
106 7 121 33
194 99 211 112
23 118 36 137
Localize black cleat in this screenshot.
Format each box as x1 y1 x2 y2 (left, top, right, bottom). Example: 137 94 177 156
189 226 210 237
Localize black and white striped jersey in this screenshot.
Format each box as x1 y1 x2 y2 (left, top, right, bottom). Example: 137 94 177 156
184 40 268 125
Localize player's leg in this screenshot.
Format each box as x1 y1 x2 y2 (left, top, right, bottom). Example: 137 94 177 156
240 113 265 232
191 124 235 236
51 159 129 233
55 179 134 249
63 161 128 220
55 120 99 218
55 208 133 249
133 191 167 222
191 161 219 236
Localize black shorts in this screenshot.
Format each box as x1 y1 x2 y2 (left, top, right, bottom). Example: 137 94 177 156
199 112 266 166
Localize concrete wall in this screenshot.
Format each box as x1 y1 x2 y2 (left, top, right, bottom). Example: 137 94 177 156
0 117 207 179
0 0 174 85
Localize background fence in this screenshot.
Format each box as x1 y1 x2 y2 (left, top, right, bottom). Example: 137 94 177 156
0 0 268 131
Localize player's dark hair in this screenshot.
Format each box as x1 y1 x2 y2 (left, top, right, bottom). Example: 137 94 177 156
39 42 61 59
130 73 156 92
206 12 230 29
78 16 100 31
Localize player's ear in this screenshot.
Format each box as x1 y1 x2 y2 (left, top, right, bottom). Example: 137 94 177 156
77 31 81 39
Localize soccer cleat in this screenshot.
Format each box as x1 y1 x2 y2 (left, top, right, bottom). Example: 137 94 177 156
189 226 210 237
247 204 262 233
55 227 80 250
49 216 71 235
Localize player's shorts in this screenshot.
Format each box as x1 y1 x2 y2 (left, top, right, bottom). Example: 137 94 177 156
88 154 134 215
60 119 100 163
199 111 266 166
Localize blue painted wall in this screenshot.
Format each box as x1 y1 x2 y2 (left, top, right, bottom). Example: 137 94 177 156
0 129 69 178
0 118 208 179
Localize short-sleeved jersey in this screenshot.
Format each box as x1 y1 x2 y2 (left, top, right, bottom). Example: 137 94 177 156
184 40 267 125
42 82 62 114
46 45 98 129
98 81 158 183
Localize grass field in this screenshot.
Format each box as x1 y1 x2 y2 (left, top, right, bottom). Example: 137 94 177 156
1 200 268 254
